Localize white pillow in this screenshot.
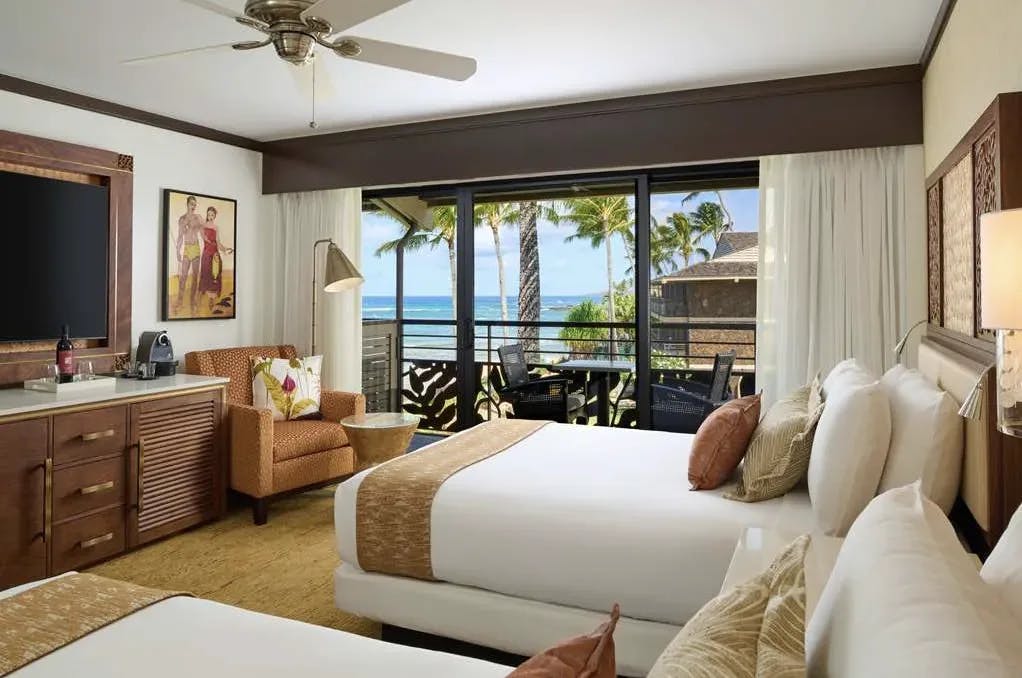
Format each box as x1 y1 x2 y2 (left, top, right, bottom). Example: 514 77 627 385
878 365 963 513
982 504 1022 623
822 358 875 400
808 381 890 536
806 483 1022 677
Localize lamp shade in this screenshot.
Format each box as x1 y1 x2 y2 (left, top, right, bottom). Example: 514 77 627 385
323 242 363 292
980 208 1022 329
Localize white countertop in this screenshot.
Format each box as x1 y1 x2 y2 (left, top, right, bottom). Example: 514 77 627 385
0 374 229 419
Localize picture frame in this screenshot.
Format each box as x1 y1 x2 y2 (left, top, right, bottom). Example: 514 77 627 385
161 188 238 321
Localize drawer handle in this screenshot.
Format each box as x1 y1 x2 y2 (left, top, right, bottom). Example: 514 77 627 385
80 532 114 549
81 429 116 442
80 480 115 495
43 458 53 544
137 439 145 514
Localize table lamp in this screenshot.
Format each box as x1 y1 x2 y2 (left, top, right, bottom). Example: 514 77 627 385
980 208 1022 437
311 238 363 354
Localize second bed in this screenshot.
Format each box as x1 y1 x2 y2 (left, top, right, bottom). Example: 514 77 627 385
335 423 813 674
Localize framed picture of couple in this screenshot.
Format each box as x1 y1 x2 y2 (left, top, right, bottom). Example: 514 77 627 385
161 189 237 321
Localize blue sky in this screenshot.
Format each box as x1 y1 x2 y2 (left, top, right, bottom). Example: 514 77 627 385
361 188 758 297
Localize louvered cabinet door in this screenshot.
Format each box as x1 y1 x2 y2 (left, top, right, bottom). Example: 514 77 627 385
128 391 225 547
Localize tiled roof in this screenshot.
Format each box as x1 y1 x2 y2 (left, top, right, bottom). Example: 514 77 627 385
656 232 758 281
713 232 758 258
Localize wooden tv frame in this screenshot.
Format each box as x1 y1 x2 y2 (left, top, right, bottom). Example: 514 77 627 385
0 130 132 385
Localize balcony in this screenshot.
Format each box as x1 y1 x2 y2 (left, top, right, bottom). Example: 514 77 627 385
361 318 755 433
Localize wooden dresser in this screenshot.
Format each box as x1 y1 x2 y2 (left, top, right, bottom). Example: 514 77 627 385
0 375 228 589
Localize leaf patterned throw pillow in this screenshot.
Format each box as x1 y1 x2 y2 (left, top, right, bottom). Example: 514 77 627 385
251 355 323 421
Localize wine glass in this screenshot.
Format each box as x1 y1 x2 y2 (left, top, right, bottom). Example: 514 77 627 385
44 364 59 383
76 360 94 382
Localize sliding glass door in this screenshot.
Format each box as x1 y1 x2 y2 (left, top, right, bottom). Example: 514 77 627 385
361 162 756 433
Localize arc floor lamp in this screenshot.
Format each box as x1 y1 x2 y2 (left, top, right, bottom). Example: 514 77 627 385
311 238 364 355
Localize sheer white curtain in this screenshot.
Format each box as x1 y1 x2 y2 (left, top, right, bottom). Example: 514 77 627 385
757 146 925 405
260 189 362 392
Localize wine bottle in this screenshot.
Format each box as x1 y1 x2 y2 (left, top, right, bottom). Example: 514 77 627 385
56 325 74 384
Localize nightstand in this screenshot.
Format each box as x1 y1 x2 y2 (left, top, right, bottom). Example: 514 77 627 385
720 527 844 624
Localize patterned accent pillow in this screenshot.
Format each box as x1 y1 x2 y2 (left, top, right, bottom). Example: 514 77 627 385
251 355 323 422
648 535 809 678
726 386 823 503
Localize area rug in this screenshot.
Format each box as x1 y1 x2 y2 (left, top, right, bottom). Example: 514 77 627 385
88 486 379 637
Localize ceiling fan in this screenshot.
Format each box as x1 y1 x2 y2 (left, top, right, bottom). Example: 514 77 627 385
124 0 477 81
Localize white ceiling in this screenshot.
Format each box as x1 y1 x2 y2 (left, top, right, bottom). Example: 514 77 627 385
0 0 942 142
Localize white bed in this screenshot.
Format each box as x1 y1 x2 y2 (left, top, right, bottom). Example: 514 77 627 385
337 424 813 626
3 575 509 678
335 423 815 675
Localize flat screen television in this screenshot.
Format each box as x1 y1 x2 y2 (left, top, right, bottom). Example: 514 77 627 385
0 170 110 342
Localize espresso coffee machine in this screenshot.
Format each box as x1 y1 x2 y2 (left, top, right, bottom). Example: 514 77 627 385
135 331 178 378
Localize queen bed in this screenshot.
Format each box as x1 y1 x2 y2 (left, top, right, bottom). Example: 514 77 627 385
335 420 815 675
333 337 1010 677
1 574 510 678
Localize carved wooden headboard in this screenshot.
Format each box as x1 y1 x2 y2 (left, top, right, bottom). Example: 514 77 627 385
926 92 1022 344
923 92 1022 555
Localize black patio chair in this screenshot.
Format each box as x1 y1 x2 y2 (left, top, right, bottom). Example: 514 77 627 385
497 344 586 424
651 350 736 434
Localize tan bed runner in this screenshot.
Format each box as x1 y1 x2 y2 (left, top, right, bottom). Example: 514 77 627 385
0 573 190 676
356 418 551 580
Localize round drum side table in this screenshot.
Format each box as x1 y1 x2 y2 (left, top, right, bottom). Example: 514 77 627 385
340 412 420 470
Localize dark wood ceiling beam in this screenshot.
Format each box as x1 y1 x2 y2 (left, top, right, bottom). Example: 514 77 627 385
0 73 265 152
262 65 923 193
920 0 958 73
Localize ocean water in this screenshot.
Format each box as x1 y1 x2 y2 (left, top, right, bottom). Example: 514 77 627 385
362 295 598 322
363 295 606 361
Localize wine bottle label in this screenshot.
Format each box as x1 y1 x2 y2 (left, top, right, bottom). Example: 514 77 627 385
58 351 73 374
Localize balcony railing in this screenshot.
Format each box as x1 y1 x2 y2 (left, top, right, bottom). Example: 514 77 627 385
361 318 755 433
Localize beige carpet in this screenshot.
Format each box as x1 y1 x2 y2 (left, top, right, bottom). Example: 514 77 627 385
89 486 380 638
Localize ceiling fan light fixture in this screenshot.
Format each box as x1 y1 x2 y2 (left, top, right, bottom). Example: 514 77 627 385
271 31 317 65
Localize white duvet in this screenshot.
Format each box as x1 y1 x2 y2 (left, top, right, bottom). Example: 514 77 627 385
336 423 814 625
3 576 508 678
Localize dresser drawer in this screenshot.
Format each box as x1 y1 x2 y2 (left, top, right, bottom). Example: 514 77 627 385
52 507 125 573
53 406 127 465
52 456 126 521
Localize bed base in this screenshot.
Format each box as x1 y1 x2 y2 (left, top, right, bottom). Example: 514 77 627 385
335 564 679 677
381 624 527 669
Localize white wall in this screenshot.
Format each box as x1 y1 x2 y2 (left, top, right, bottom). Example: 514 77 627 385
923 0 1022 174
0 90 265 357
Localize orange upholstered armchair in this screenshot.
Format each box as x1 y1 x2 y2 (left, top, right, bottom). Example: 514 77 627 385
185 345 366 524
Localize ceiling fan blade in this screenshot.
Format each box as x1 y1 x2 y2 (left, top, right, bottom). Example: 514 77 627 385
179 0 244 21
336 37 476 81
302 0 411 34
121 42 240 65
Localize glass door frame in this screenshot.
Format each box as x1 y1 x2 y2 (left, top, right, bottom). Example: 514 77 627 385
364 160 757 432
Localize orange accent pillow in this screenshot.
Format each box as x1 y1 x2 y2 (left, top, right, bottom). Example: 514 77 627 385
508 605 620 677
688 393 762 490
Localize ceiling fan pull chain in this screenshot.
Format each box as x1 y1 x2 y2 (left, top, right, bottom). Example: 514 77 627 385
310 54 318 129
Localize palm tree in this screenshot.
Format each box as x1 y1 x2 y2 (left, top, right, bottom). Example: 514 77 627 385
559 196 634 356
375 205 457 301
557 299 608 358
682 190 733 238
652 211 711 272
475 202 518 324
517 201 541 357
688 201 731 247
